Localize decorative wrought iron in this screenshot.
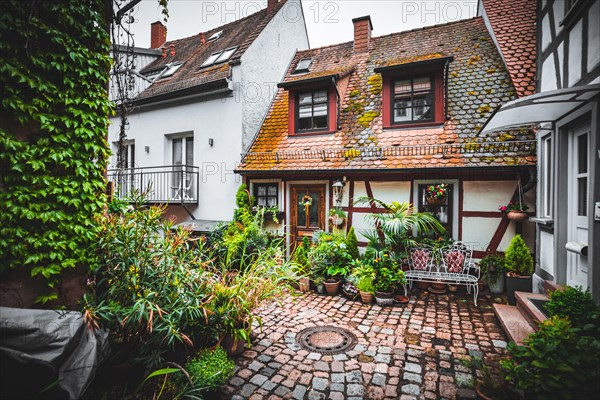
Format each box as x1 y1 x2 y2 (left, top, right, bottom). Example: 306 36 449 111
241 140 536 164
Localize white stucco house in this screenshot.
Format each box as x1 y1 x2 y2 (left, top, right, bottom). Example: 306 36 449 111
482 0 600 302
108 0 309 228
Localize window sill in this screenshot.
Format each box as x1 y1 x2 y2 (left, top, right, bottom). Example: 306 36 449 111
290 130 336 137
384 121 444 130
529 217 554 226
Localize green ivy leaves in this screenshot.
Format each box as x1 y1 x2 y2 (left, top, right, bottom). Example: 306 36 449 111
0 0 112 302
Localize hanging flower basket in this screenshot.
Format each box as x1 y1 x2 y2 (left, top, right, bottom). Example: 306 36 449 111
507 210 528 222
426 184 449 205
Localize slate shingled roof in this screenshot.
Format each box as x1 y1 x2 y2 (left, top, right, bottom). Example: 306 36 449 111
135 1 287 102
481 0 537 97
238 17 536 172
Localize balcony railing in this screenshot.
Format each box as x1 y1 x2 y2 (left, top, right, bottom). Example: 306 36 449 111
108 165 199 204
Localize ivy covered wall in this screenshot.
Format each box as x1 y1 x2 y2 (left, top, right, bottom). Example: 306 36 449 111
0 0 112 305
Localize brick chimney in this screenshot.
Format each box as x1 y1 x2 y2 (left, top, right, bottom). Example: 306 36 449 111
150 21 167 49
352 16 373 53
267 0 278 14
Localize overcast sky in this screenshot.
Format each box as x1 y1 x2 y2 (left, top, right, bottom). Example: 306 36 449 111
123 0 479 49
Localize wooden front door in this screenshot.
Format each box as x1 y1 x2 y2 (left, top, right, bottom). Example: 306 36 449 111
291 185 326 247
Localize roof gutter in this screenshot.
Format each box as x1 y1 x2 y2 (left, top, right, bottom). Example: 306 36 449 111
374 56 454 74
277 74 338 89
131 78 233 109
235 165 534 176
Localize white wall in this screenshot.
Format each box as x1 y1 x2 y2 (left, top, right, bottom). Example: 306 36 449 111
108 66 244 222
109 47 161 102
240 0 308 151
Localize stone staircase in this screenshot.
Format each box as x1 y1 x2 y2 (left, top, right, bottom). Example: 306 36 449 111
492 280 559 345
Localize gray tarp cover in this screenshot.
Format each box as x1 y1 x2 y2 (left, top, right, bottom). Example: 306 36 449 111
0 306 109 399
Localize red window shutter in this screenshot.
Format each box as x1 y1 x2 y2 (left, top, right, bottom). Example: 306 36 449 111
288 89 296 134
382 75 391 128
434 69 444 124
328 86 337 131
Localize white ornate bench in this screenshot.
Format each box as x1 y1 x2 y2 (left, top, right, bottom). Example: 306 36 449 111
402 242 481 305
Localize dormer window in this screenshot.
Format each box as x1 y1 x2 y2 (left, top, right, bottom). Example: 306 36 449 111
200 47 238 68
393 76 434 123
293 58 312 74
376 57 451 128
208 30 222 41
297 90 328 132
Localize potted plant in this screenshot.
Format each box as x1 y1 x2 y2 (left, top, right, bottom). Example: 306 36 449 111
328 208 347 228
342 281 359 300
425 183 449 205
499 201 529 222
373 254 406 306
480 253 506 294
292 237 312 292
504 234 533 305
253 205 285 223
308 233 352 296
350 260 376 304
314 276 325 294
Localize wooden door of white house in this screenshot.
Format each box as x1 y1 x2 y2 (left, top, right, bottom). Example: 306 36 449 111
567 124 590 288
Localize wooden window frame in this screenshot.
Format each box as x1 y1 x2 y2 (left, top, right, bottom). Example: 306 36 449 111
382 67 445 129
295 89 330 133
254 183 279 208
391 75 435 125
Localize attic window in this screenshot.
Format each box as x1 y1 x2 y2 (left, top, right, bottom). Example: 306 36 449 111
208 30 222 41
293 58 312 74
161 62 183 78
200 47 238 68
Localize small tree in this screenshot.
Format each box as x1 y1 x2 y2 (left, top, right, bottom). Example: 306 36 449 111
346 226 360 260
504 234 533 276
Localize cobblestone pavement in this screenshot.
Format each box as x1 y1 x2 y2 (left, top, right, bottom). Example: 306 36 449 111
221 290 508 400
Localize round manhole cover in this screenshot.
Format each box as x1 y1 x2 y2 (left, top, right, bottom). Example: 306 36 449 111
296 326 358 354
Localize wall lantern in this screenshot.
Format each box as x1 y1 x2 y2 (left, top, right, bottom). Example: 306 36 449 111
332 179 346 208
208 138 214 147
144 146 150 153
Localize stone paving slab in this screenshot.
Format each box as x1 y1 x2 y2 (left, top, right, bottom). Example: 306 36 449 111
221 290 508 400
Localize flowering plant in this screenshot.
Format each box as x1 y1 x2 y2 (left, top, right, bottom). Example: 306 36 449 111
342 281 358 295
499 201 529 212
426 184 449 200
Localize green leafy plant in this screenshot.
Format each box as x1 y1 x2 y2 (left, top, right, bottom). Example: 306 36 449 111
425 183 449 200
499 201 529 212
291 237 311 277
355 197 445 264
184 347 235 390
504 234 533 276
501 316 600 399
346 226 360 260
351 260 375 293
545 286 599 333
480 253 506 284
0 0 112 302
308 233 352 280
461 357 507 398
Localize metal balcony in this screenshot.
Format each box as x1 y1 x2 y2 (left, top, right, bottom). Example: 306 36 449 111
107 165 199 204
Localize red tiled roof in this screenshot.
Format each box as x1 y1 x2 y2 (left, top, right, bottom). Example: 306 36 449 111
238 17 536 172
135 1 287 102
481 0 537 97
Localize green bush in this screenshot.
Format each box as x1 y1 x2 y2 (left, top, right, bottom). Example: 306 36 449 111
185 347 235 390
504 234 533 276
292 237 311 276
545 286 599 331
480 253 506 284
501 316 600 399
308 233 352 279
346 226 360 260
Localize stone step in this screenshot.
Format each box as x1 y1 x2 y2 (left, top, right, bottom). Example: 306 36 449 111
493 303 535 345
515 291 549 329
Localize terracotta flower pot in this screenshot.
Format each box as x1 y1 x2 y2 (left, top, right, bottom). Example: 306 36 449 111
359 291 373 304
324 279 341 295
415 281 430 290
222 333 245 357
507 210 528 222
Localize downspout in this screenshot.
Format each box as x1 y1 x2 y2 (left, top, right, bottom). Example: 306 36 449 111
444 59 450 120
332 76 341 130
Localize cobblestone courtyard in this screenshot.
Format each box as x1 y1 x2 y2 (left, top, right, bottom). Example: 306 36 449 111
221 290 509 400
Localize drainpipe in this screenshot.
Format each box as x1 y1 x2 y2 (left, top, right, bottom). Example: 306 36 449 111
332 77 341 130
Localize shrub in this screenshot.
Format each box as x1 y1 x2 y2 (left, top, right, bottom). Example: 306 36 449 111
346 227 360 260
185 347 235 390
501 316 600 399
480 253 506 284
545 286 599 331
504 234 533 276
308 233 352 279
291 237 311 276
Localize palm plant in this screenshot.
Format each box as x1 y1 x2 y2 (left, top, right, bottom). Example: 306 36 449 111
355 197 445 258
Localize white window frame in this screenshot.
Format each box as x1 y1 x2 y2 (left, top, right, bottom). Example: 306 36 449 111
539 133 554 219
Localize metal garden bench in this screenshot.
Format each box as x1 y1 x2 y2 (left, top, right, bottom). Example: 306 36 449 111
403 242 481 305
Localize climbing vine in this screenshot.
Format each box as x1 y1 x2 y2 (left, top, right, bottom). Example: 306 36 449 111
0 0 113 302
